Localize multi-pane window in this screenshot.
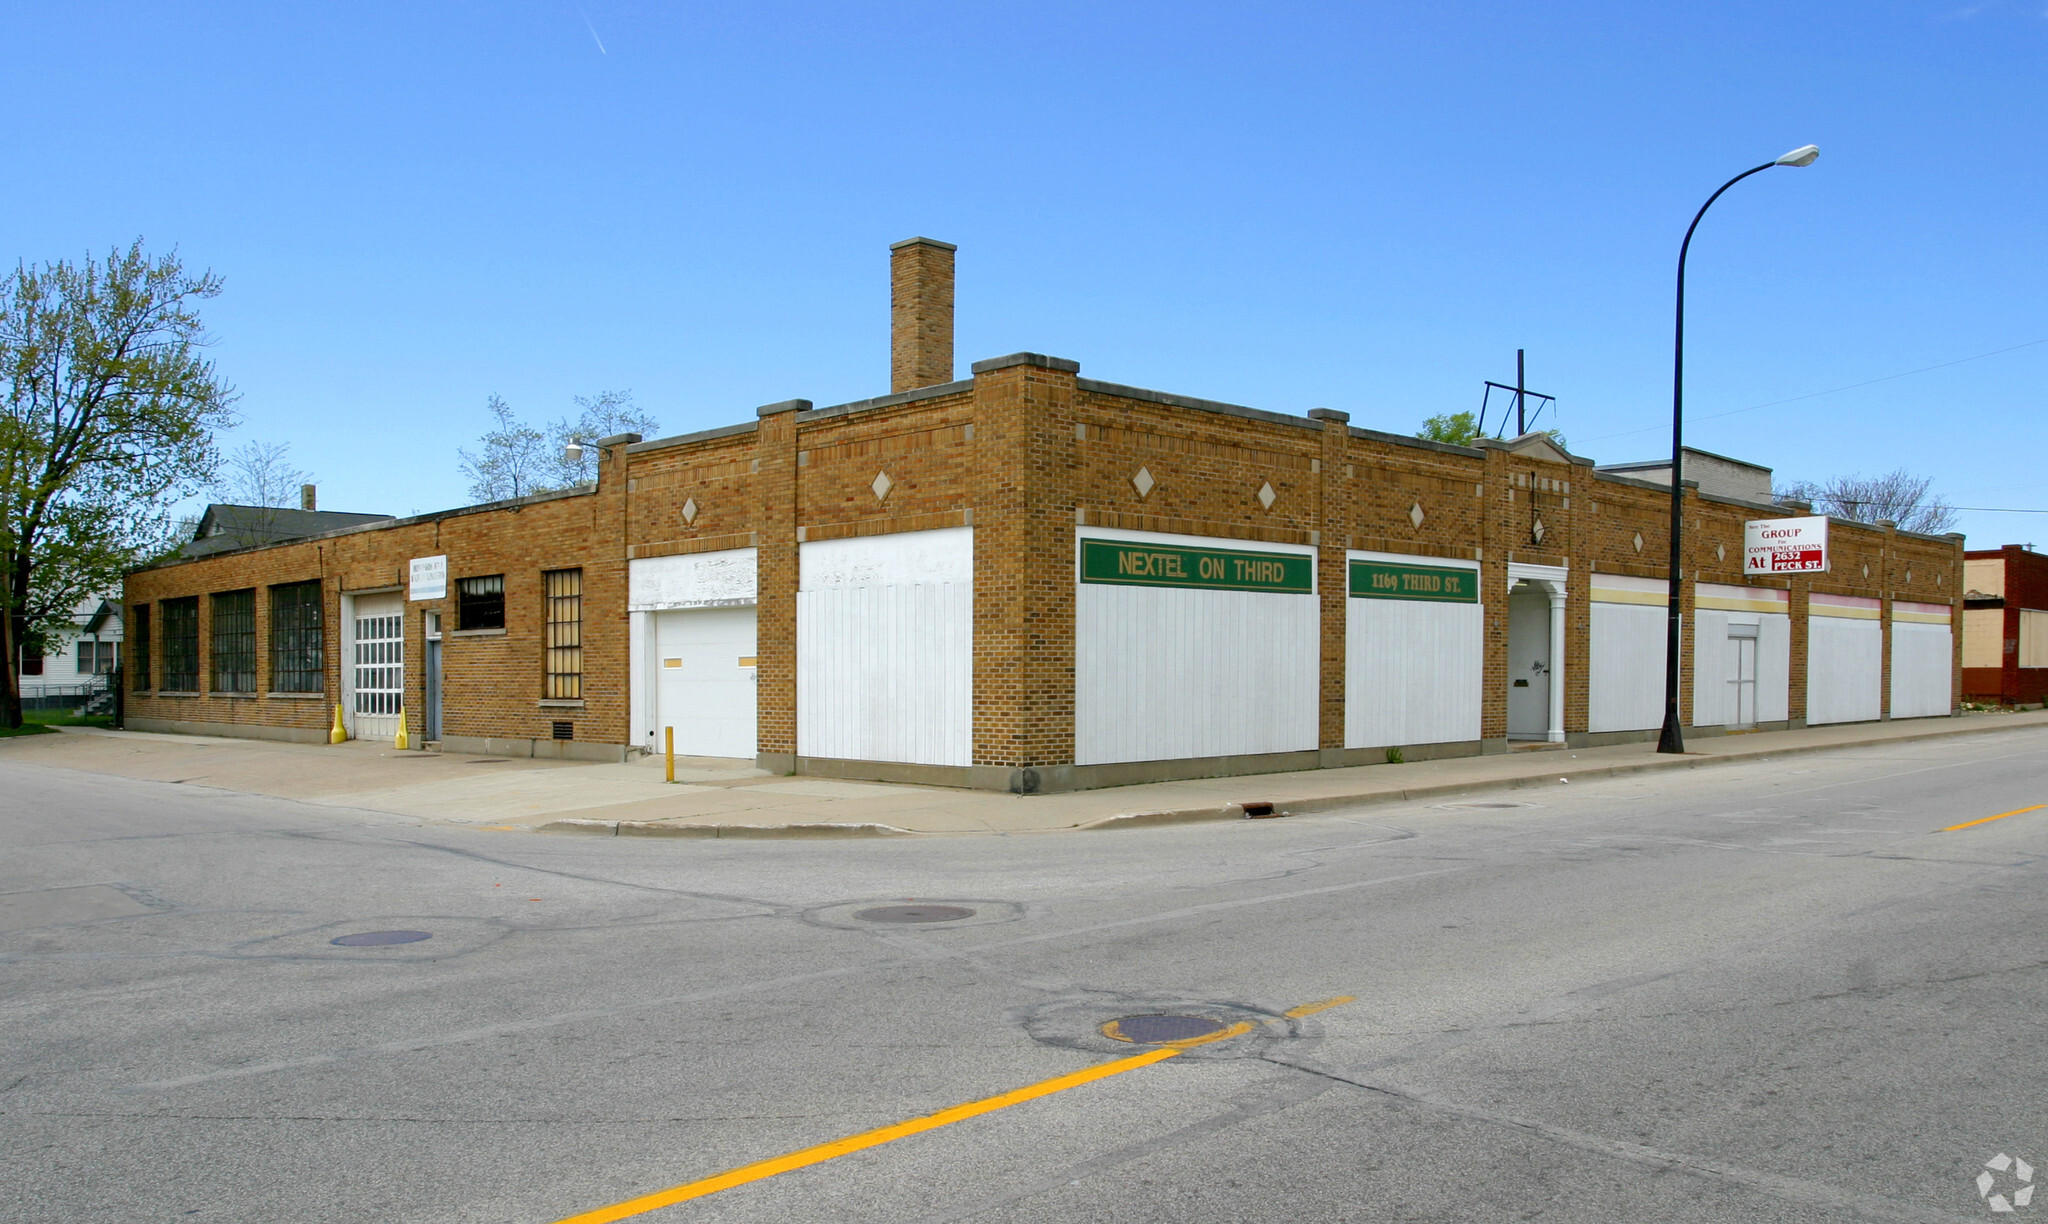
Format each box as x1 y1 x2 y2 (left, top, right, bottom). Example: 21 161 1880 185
75 641 117 674
270 581 324 693
457 575 505 630
19 643 42 677
544 569 583 699
161 597 199 690
211 590 257 693
129 605 151 690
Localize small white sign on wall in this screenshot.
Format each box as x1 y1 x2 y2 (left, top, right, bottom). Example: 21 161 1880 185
409 555 448 601
1744 517 1828 575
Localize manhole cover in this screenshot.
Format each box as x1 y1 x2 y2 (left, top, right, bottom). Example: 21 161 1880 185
853 905 977 924
1103 1014 1227 1044
330 930 433 947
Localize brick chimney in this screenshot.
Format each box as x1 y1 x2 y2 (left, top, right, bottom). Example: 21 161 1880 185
890 237 956 393
300 483 316 511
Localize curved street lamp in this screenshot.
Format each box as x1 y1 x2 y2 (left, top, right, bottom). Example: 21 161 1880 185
1657 145 1820 755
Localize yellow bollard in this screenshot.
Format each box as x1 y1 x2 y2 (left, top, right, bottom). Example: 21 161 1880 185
330 702 348 744
664 726 675 783
394 708 409 751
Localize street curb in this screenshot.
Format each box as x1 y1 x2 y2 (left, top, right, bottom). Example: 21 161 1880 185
525 716 2046 840
1075 804 1245 831
541 818 915 839
1081 716 2048 829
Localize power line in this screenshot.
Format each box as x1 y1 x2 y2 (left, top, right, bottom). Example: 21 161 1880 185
1580 335 2048 445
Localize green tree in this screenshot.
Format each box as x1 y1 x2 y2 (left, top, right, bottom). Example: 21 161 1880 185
0 241 234 727
1417 411 1567 450
1417 411 1480 446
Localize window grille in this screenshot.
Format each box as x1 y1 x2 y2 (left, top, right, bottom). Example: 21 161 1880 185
543 568 583 700
353 613 403 715
130 605 151 690
161 598 199 690
269 581 324 693
457 574 505 631
211 590 257 693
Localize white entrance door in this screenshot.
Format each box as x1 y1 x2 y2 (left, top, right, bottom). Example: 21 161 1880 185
351 594 404 741
1507 582 1552 739
653 606 757 759
1727 624 1759 729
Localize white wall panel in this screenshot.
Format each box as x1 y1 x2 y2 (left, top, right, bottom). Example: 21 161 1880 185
1807 616 1883 725
1890 621 1953 718
1075 528 1318 766
1691 610 1790 727
1589 601 1665 733
629 548 756 611
797 528 972 767
1344 554 1481 749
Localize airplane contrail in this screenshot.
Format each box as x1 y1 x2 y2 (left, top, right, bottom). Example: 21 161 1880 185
577 5 607 54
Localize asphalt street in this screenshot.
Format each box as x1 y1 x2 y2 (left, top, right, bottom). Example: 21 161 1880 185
3 726 2045 1223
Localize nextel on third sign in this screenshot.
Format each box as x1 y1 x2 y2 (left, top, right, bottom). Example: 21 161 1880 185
1743 516 1828 574
1078 538 1313 593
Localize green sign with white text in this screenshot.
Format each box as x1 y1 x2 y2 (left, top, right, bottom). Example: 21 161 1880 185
1348 559 1478 603
1078 538 1313 594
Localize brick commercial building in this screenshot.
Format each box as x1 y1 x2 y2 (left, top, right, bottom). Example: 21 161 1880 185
124 238 1966 789
1962 545 2048 706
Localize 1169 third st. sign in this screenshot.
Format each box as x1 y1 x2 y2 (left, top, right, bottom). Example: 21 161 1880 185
1744 517 1828 574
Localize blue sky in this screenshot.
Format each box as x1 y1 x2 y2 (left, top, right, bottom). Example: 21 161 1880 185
6 1 2045 544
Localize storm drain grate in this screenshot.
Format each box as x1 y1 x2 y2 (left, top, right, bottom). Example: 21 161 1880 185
853 905 976 924
1103 1014 1228 1044
330 930 432 947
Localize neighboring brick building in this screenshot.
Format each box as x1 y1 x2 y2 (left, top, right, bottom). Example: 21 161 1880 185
1962 545 2048 705
124 237 1966 788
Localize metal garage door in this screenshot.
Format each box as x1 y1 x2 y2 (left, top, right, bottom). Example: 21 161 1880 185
652 606 757 760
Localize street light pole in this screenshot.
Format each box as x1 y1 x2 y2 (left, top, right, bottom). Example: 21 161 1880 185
1657 144 1819 755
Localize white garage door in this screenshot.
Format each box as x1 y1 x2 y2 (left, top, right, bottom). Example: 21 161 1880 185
652 606 757 760
348 592 404 742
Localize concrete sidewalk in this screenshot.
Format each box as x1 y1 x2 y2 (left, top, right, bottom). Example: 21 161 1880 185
7 710 2047 837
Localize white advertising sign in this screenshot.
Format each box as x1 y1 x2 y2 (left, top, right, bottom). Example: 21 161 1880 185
409 555 448 601
1744 517 1828 574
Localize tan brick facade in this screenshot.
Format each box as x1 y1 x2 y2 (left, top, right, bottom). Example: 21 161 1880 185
123 243 1964 787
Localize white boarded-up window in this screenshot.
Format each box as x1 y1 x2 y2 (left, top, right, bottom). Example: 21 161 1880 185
2023 609 2048 668
1344 551 1482 749
1075 528 1318 766
797 528 972 768
1589 575 1666 734
1962 608 2003 669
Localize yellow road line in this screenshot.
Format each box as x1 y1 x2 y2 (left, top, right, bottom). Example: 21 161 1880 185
553 993 1359 1223
549 1046 1180 1224
1100 1019 1255 1047
1283 995 1356 1019
1941 804 2044 832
